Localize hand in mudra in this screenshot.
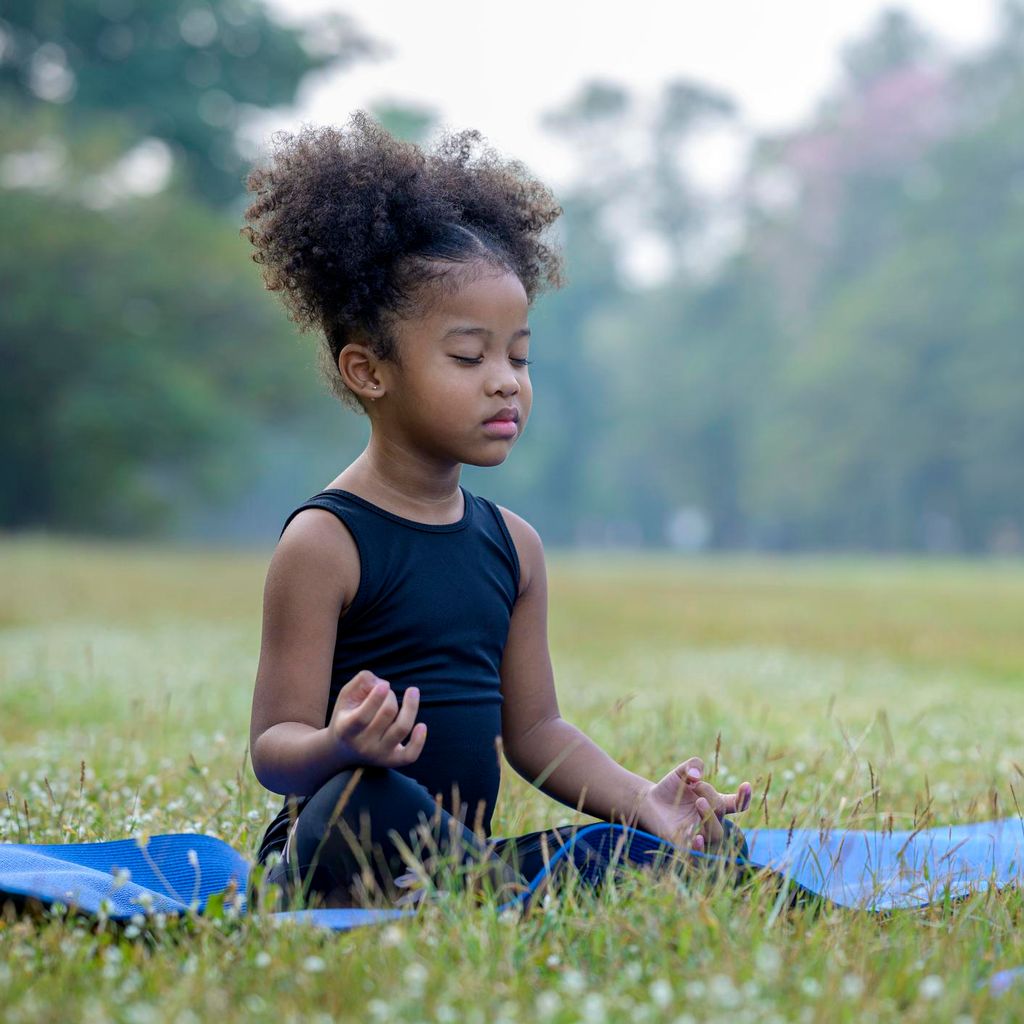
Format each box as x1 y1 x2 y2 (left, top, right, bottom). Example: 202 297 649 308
329 669 427 768
638 756 752 852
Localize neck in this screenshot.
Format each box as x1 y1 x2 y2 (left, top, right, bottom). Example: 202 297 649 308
340 430 463 514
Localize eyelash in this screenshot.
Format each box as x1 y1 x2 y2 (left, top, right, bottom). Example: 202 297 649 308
452 356 532 366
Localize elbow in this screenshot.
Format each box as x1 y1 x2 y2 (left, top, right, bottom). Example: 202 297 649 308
248 735 273 792
249 722 336 797
503 713 563 777
249 731 287 795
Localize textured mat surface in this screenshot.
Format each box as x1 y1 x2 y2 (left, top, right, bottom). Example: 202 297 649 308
2 817 1022 931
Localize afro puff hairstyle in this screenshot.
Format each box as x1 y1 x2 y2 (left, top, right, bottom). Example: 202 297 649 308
241 110 566 412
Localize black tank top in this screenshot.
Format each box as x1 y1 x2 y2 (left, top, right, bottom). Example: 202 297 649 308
255 484 520 863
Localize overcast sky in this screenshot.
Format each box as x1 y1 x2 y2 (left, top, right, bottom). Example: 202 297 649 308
256 1 999 283
264 1 997 182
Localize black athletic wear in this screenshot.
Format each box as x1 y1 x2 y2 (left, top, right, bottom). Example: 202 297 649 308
255 483 518 873
252 484 748 906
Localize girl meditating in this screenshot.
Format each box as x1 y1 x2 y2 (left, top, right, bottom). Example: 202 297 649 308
243 111 753 908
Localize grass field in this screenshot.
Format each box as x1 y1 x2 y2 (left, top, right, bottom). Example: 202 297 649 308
1 535 1023 1022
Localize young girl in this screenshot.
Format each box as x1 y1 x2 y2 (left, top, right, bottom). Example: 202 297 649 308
243 111 753 908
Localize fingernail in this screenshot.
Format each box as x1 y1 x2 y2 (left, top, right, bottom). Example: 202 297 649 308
687 768 701 780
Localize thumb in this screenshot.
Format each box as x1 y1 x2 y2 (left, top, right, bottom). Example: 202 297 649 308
339 669 380 703
674 757 704 784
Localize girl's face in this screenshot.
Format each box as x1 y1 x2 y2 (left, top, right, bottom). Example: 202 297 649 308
379 266 533 468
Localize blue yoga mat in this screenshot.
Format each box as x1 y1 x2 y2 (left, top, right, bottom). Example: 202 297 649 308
1 818 1022 931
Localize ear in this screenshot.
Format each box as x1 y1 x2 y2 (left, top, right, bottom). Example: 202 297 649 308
338 342 385 402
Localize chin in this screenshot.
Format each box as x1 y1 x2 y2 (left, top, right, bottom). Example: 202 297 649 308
464 446 512 468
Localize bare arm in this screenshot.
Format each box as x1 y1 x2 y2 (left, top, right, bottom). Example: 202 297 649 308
249 510 425 796
497 510 751 845
497 512 652 823
249 509 358 795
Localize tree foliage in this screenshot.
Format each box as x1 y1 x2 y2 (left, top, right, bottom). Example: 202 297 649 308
3 4 1024 552
0 0 376 205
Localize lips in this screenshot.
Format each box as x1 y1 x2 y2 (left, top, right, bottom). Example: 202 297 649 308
483 408 520 424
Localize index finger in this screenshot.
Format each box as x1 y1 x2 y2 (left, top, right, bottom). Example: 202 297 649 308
382 686 421 746
717 781 753 815
696 796 725 846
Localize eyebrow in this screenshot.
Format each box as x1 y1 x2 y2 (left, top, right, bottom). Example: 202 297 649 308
440 326 531 342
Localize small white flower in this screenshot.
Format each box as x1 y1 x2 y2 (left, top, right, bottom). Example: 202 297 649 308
580 993 606 1022
367 999 391 1021
841 974 864 998
755 944 782 978
561 969 586 995
800 977 821 998
649 979 673 1008
403 961 428 989
919 975 944 1000
302 956 325 973
254 951 271 968
709 974 741 1009
545 954 561 969
535 991 561 1018
684 980 706 999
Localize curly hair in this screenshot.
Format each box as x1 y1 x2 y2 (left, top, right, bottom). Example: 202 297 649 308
241 110 566 412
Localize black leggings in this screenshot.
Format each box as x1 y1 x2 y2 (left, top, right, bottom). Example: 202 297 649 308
257 766 749 909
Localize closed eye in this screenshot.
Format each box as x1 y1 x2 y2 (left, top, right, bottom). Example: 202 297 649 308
450 356 532 366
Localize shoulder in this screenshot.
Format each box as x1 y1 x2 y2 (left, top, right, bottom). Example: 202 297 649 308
494 505 545 597
271 505 361 608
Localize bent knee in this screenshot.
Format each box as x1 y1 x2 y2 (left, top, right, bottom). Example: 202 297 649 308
299 766 435 833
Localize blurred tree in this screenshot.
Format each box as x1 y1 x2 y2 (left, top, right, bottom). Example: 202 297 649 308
760 84 1024 552
841 7 933 88
646 79 735 271
5 3 1024 552
369 101 438 145
0 3 392 535
595 255 781 548
0 156 321 533
0 0 378 205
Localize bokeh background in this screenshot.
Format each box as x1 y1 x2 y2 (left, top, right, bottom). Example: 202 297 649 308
3 8 1024 1017
2 0 1022 555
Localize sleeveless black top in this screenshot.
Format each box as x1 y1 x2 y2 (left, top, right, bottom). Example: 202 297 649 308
255 484 521 863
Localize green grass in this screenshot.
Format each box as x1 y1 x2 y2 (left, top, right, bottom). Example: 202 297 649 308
1 535 1023 1022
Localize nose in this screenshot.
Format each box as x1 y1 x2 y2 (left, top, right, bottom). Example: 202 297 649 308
489 367 520 398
